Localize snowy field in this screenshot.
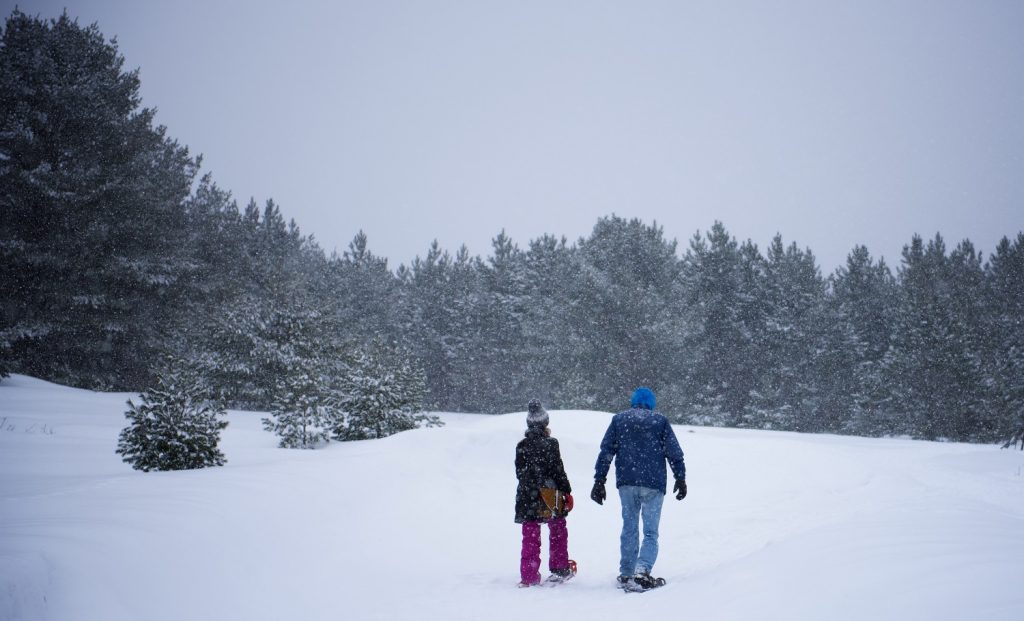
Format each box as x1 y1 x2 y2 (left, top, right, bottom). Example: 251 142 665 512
2 375 1023 621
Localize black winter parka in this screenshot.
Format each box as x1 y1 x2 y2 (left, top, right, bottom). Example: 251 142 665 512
514 428 572 523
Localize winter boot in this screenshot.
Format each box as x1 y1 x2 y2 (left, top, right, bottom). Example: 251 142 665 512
619 576 646 593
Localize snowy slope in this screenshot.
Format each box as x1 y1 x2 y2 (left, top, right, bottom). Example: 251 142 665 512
1 374 1023 621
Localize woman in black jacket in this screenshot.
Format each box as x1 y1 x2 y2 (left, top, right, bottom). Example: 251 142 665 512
515 400 574 586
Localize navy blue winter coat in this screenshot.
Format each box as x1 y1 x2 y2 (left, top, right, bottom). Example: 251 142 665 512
594 407 686 493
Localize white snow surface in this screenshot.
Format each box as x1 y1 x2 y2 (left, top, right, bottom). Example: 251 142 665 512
2 374 1023 621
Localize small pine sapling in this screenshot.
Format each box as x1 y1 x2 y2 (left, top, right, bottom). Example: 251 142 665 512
263 362 335 449
116 360 228 471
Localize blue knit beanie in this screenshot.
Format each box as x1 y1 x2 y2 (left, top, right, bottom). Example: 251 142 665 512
631 387 656 410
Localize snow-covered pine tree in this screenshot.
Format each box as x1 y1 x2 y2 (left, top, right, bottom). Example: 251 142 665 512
569 216 684 413
886 235 996 442
320 231 400 348
885 235 947 439
824 246 898 437
1 11 198 389
397 241 452 410
476 230 529 413
989 234 1024 449
757 236 827 432
520 234 578 407
262 359 334 449
333 344 439 441
681 223 763 427
177 176 252 311
440 246 488 411
185 283 339 410
116 359 228 471
944 240 998 441
397 241 486 412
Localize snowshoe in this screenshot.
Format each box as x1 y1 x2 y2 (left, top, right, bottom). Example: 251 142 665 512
544 559 578 586
622 571 666 593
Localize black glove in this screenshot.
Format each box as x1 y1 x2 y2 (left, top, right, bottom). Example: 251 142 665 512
673 478 687 501
590 480 606 505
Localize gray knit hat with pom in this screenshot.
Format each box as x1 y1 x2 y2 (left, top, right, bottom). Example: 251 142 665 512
526 399 549 428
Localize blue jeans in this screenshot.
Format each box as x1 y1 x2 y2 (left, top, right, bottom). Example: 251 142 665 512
618 485 664 577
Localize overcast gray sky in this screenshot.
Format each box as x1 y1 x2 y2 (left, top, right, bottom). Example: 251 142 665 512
11 0 1024 272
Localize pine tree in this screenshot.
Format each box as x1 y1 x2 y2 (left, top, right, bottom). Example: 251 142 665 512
989 234 1024 448
0 10 198 389
520 234 579 408
886 235 948 438
444 245 489 411
945 240 997 441
398 241 486 411
476 230 529 413
116 359 228 471
183 277 340 409
398 241 451 409
320 231 399 346
262 359 335 449
748 235 826 431
682 223 762 426
883 234 993 441
824 246 897 436
179 175 250 308
567 216 684 414
333 343 438 441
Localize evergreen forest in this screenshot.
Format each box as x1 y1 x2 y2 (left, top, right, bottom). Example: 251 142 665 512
3 11 1022 445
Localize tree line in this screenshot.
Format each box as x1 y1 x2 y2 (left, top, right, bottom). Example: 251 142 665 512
2 10 1022 446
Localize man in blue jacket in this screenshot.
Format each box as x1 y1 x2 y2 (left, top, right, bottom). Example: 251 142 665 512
591 386 687 591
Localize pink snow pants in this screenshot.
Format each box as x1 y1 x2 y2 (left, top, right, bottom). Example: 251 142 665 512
520 517 569 584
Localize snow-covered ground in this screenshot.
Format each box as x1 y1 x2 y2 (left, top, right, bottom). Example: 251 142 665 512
2 374 1023 621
